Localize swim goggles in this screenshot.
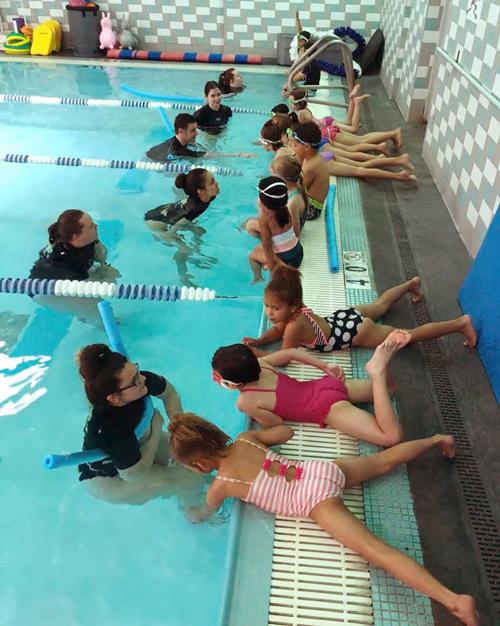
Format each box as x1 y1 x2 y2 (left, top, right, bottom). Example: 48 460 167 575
259 136 282 145
117 363 141 392
288 129 321 148
212 370 236 390
258 180 288 198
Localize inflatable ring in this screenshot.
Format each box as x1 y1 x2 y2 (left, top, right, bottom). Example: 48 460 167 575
4 32 32 55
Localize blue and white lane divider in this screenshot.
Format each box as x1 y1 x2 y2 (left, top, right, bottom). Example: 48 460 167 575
0 91 268 115
43 301 154 470
325 185 339 273
0 277 217 301
0 153 244 177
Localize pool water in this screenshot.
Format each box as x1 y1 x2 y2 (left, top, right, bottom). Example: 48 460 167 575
0 61 284 626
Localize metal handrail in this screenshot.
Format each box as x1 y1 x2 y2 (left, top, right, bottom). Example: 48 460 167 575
286 35 354 107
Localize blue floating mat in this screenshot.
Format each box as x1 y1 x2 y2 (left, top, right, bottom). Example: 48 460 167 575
459 208 500 402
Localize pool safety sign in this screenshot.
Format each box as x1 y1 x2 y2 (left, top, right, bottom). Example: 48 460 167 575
342 251 372 290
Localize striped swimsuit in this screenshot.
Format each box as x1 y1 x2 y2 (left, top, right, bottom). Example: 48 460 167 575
300 306 365 352
216 439 345 518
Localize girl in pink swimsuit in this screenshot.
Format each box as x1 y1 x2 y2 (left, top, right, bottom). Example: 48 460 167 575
211 339 403 447
168 413 477 626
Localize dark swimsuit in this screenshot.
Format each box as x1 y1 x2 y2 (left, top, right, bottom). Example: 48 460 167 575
194 104 232 134
145 136 206 162
144 196 213 228
300 306 364 352
29 241 97 281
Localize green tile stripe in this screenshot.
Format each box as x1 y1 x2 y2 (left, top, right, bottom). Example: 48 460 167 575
337 177 435 625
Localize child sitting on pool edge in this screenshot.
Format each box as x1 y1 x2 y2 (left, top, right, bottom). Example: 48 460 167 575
289 122 329 220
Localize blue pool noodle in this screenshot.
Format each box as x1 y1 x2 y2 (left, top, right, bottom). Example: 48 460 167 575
159 106 174 135
43 301 154 470
121 83 203 105
325 185 339 272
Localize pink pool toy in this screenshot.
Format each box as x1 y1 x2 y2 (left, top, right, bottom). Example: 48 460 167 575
99 12 117 50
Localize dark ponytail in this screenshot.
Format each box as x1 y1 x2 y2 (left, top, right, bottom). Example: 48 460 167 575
77 343 127 407
175 168 209 199
258 176 290 229
48 209 84 245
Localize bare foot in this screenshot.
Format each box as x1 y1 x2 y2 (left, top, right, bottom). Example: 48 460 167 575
397 170 417 182
434 434 456 459
354 94 370 106
365 329 412 376
449 594 479 626
460 314 477 348
400 153 416 171
349 83 361 99
407 276 423 303
376 141 389 156
393 128 402 151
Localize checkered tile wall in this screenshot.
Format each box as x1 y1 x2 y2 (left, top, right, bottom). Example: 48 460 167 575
379 0 407 98
422 51 499 257
440 0 499 96
0 0 383 57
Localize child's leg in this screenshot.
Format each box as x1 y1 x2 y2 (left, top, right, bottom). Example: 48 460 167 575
330 140 388 155
336 434 456 487
245 217 261 238
249 245 266 283
337 128 402 151
326 146 379 162
326 160 416 182
363 153 415 171
310 499 477 625
406 314 477 348
327 331 411 446
339 95 370 132
357 277 422 320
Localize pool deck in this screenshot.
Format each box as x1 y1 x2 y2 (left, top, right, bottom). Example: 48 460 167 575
358 75 500 625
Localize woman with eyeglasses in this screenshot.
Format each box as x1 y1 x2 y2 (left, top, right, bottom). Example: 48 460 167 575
77 343 192 505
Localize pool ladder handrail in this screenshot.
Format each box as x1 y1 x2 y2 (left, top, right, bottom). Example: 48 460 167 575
287 35 354 109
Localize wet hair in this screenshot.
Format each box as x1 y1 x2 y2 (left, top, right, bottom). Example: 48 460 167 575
77 343 127 407
292 122 322 149
265 265 303 307
48 209 84 245
258 176 290 228
175 168 210 198
290 88 308 110
211 343 261 384
218 68 237 94
174 113 196 133
298 31 314 50
168 412 231 465
204 80 220 97
271 112 296 133
271 103 290 115
271 156 308 208
260 120 283 150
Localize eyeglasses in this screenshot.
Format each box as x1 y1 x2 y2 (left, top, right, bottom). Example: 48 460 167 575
117 363 141 393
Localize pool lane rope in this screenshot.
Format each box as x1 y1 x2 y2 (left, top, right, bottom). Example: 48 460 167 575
0 277 218 301
43 301 155 470
0 153 244 176
0 91 268 115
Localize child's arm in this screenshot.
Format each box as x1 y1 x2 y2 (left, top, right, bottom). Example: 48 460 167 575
186 486 225 523
242 323 285 347
261 348 345 380
288 201 302 237
237 395 284 427
253 425 294 446
295 11 302 34
259 217 278 270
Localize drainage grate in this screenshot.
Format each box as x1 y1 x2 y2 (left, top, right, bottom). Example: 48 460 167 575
383 181 500 609
267 190 374 626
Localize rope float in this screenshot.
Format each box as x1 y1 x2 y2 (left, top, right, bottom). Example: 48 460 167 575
0 91 268 116
0 153 244 176
0 277 217 301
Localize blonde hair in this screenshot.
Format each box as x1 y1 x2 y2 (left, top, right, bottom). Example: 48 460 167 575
272 156 308 209
168 412 231 465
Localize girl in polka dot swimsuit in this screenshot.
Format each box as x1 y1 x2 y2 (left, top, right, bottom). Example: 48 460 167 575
243 266 477 355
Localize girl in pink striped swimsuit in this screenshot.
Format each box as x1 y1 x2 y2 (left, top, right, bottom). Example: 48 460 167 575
168 413 477 626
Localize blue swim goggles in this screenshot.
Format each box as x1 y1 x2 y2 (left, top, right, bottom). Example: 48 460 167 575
287 128 321 148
